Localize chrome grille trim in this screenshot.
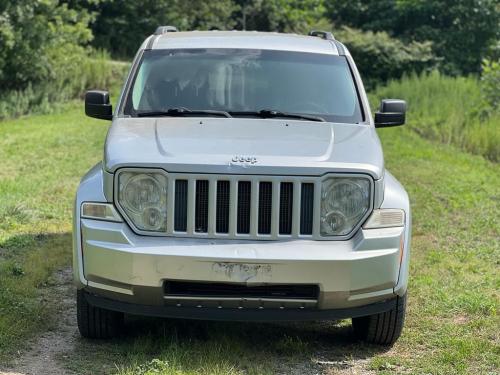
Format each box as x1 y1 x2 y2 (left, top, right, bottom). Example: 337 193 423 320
169 174 320 240
113 169 374 241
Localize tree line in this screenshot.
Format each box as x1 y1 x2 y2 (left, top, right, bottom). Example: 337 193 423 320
78 0 500 76
1 0 498 111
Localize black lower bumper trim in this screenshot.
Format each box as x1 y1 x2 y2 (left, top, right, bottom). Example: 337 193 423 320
84 292 397 322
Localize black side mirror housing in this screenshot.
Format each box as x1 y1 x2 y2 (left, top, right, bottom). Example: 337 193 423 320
374 99 406 128
85 90 112 120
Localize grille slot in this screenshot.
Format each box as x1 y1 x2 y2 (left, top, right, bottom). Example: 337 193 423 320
195 180 209 233
216 181 230 233
300 183 314 235
258 182 273 234
237 181 251 234
279 182 293 234
174 180 188 232
165 281 319 300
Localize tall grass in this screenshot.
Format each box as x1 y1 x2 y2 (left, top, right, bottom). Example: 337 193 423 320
0 50 128 120
371 71 499 162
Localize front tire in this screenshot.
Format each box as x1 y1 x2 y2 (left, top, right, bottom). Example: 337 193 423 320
77 289 124 339
352 293 407 345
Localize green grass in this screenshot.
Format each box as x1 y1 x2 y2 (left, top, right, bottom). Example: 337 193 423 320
371 71 500 162
0 102 109 357
0 97 499 373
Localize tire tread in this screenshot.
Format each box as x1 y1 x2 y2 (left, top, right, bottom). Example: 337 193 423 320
77 290 123 339
352 294 407 346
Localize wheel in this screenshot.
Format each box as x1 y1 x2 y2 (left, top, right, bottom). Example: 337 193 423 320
352 293 407 345
77 289 124 339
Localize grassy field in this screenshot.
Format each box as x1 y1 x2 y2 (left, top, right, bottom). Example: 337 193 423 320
0 99 498 374
371 72 500 162
0 102 109 356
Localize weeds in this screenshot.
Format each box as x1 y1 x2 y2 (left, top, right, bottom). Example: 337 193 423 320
371 71 500 162
0 51 128 120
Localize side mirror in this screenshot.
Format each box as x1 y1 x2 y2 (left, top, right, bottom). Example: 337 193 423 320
85 90 112 120
374 99 406 128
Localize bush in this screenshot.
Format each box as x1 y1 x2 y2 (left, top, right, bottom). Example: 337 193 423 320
0 1 127 119
371 71 499 162
0 53 128 119
88 0 238 58
326 0 500 75
0 1 92 91
481 59 500 114
336 27 436 89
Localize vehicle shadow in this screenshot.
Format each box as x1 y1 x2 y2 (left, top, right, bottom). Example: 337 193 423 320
69 314 389 374
0 232 389 374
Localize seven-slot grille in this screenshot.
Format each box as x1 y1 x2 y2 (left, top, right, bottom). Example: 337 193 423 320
165 174 319 239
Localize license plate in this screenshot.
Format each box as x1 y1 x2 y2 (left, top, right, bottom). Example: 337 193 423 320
212 262 273 282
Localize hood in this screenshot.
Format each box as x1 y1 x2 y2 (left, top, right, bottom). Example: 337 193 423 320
104 117 384 179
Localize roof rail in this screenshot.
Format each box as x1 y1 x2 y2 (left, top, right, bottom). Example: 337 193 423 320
155 26 178 35
308 30 335 41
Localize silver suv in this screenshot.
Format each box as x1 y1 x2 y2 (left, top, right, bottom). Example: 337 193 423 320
75 28 411 345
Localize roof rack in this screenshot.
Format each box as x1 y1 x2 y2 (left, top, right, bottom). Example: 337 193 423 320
308 30 335 41
154 26 178 35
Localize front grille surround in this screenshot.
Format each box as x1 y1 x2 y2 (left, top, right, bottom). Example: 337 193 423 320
114 169 374 241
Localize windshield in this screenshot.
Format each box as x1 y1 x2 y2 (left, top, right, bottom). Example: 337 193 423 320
124 49 364 123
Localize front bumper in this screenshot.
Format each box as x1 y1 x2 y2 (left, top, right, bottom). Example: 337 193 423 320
77 218 406 312
83 290 398 321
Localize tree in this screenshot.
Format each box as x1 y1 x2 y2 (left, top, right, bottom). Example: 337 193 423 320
0 0 92 91
326 0 500 75
336 27 436 88
234 0 327 33
86 0 237 58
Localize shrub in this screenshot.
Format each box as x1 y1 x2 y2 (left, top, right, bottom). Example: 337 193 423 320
336 27 436 89
0 1 127 119
0 54 128 120
481 59 500 114
326 0 500 75
0 1 92 91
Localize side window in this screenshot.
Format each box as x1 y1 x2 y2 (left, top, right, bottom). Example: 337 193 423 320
132 60 151 109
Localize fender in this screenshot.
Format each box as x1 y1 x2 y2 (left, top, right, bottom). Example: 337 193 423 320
73 163 111 288
381 170 412 296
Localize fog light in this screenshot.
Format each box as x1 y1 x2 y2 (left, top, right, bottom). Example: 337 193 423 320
81 202 122 222
142 207 163 230
320 211 347 234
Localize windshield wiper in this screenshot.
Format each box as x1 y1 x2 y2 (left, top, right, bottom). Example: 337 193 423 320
136 107 232 118
229 109 325 122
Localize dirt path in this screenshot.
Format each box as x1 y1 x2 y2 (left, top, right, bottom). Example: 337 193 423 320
0 268 77 375
0 268 376 375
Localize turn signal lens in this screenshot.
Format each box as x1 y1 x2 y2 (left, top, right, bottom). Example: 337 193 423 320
81 202 122 222
363 209 405 229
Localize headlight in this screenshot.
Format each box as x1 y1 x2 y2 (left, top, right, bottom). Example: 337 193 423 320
117 171 167 232
320 177 370 236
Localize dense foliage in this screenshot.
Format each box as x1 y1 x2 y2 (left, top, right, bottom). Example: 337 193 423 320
326 0 500 75
481 59 500 114
0 0 498 120
336 27 435 88
84 0 238 57
80 0 499 76
0 1 127 119
0 0 92 91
